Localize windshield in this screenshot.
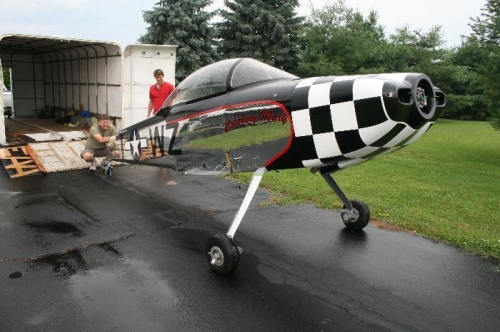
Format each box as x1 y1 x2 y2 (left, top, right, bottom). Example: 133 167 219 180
163 58 298 107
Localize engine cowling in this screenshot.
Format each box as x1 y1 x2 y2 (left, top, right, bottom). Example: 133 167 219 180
285 73 446 171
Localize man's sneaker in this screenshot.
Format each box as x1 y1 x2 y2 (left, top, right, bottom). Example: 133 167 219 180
90 160 97 171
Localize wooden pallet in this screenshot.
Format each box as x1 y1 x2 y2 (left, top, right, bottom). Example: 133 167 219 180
1 140 138 178
0 145 43 178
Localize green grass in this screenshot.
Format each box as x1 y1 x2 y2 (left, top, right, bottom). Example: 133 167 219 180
230 120 500 259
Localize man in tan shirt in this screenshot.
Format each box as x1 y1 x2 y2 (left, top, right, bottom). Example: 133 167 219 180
80 114 121 171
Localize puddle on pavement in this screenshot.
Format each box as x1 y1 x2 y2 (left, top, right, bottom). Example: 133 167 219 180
337 228 368 247
8 271 23 279
27 243 126 279
26 221 84 237
70 258 179 329
98 243 123 257
23 242 179 323
30 249 88 278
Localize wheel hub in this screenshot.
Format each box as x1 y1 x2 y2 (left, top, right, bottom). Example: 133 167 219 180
209 246 224 266
341 209 359 223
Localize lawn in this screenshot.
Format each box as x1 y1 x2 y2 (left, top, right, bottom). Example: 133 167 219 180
231 119 500 259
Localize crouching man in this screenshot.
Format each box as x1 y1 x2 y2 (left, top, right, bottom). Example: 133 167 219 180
80 114 121 171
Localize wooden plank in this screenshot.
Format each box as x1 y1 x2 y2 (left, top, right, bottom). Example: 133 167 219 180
0 146 43 178
25 145 47 173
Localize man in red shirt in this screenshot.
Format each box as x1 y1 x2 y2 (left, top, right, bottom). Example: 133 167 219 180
147 69 174 117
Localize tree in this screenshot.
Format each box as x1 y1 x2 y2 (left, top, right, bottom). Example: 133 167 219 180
215 0 303 71
438 39 490 121
2 67 10 90
139 0 219 82
382 25 446 71
295 0 385 77
470 0 500 45
468 0 500 129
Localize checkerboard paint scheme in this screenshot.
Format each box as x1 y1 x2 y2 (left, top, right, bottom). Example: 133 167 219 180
290 74 435 170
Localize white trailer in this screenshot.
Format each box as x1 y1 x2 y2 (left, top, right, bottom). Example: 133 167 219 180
0 34 177 145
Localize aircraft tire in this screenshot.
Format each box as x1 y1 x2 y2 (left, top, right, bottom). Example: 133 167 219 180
206 233 239 275
342 199 370 230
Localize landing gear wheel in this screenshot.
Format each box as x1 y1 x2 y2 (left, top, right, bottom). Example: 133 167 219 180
206 233 239 275
342 199 370 230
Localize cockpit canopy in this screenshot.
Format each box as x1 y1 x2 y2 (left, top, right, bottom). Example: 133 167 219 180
163 58 299 107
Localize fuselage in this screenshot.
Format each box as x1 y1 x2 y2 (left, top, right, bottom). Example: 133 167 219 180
118 59 445 174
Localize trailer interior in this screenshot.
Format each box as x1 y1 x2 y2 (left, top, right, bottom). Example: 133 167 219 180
0 34 176 178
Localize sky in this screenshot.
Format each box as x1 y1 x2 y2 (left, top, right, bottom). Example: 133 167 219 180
0 0 486 49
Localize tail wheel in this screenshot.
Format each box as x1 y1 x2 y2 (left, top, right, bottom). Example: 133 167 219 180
342 199 370 230
206 233 239 275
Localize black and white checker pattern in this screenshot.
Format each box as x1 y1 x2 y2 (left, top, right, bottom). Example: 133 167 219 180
290 74 435 170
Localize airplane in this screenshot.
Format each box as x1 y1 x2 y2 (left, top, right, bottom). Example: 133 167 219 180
115 58 446 275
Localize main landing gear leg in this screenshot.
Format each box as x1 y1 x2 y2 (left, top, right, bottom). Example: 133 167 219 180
206 167 267 275
313 167 370 230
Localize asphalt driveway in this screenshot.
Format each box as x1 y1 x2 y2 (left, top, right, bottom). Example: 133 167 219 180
0 164 499 331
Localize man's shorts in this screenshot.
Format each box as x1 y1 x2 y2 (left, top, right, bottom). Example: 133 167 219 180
80 147 115 158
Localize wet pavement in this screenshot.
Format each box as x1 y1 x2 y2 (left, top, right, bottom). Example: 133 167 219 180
0 164 499 331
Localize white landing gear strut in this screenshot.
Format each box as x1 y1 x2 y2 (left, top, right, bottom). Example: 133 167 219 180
206 167 266 275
